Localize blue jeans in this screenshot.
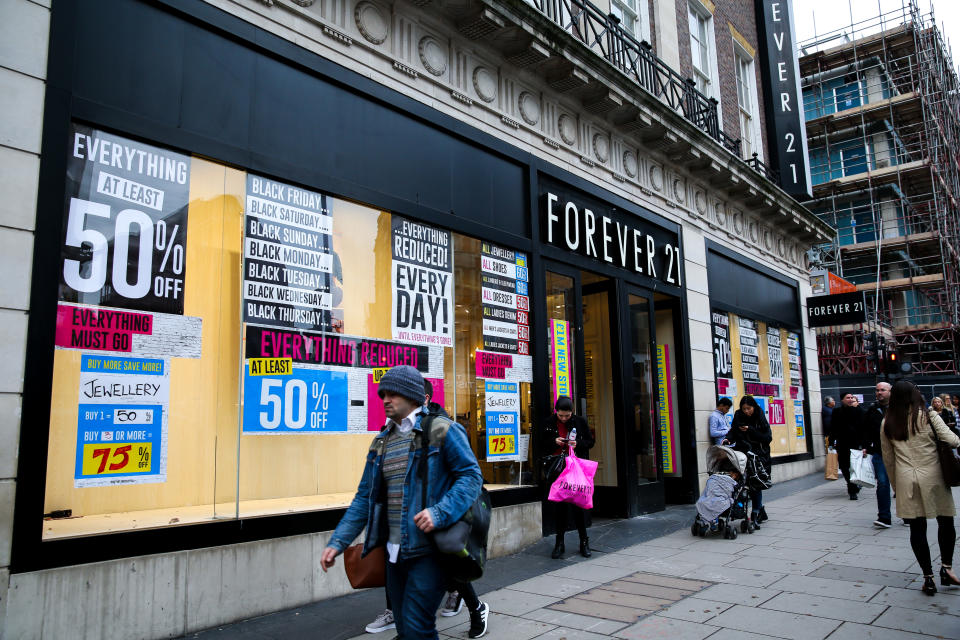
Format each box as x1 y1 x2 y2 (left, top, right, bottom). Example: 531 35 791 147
385 553 447 639
872 454 892 521
750 489 763 512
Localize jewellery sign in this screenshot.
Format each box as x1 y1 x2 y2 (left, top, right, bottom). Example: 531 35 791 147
61 124 190 314
243 174 334 331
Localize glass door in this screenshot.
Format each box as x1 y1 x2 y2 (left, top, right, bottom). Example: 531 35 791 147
624 289 664 513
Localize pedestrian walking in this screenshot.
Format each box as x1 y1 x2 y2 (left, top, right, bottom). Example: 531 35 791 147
709 398 733 444
937 394 959 436
828 393 865 500
542 395 595 559
950 394 960 427
859 382 892 528
881 380 960 595
822 396 835 438
320 365 483 639
725 396 772 528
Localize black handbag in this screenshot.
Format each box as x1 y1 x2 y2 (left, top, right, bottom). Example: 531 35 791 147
930 412 960 487
541 453 566 483
419 414 491 582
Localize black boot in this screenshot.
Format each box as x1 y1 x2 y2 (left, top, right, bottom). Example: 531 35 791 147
579 536 591 558
751 513 762 530
551 538 565 559
757 507 769 523
922 575 938 595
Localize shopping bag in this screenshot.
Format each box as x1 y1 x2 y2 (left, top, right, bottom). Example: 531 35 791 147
824 447 839 481
547 447 598 510
848 449 877 488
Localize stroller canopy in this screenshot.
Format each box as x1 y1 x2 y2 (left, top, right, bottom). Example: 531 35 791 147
706 445 747 475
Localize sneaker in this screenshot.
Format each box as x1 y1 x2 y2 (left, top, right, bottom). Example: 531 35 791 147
874 518 892 528
468 602 489 639
440 591 463 617
365 609 395 634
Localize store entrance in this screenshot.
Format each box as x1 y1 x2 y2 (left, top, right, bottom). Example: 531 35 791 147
544 264 666 518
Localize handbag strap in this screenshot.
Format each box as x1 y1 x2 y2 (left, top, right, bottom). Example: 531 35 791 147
420 412 434 516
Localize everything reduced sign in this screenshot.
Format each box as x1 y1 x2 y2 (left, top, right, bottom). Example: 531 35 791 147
807 291 866 327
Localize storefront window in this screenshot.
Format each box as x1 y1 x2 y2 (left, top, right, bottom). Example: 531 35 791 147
711 310 809 457
43 125 532 540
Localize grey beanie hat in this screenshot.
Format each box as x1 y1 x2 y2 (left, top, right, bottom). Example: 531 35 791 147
377 365 425 405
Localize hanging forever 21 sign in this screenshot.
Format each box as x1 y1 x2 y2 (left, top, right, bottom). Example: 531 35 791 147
540 181 682 286
807 291 866 327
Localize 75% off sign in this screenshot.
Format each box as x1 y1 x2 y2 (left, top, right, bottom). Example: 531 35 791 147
242 359 349 433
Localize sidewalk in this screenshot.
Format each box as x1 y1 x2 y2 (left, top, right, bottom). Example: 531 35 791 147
183 475 960 640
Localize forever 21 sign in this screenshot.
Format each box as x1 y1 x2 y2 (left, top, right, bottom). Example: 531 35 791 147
541 181 682 286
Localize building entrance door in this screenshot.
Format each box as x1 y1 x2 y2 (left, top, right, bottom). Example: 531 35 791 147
544 264 664 518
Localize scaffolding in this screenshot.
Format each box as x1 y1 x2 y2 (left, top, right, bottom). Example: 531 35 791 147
799 0 960 376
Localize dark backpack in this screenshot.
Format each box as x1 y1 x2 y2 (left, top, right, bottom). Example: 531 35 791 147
419 413 491 582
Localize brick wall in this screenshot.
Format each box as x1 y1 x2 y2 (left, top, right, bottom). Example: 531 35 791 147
674 0 770 161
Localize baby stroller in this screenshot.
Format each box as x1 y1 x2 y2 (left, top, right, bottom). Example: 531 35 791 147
691 445 750 539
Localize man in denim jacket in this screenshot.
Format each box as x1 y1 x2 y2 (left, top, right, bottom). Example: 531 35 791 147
321 365 482 639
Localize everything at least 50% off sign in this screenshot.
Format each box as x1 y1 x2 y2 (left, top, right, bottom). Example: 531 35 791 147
242 358 349 433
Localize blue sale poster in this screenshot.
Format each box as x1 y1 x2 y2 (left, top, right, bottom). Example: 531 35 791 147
74 354 169 487
242 361 348 433
485 380 520 461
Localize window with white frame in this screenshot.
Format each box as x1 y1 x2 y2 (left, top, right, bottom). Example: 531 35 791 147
688 3 715 97
611 0 649 42
734 48 762 160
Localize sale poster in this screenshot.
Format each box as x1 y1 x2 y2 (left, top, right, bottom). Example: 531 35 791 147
367 371 446 432
769 399 786 425
549 319 571 404
55 302 202 358
60 124 190 315
391 216 453 347
474 349 533 383
485 380 520 461
242 360 348 434
767 325 784 384
74 354 169 487
656 344 677 474
480 243 530 355
794 400 805 438
738 317 761 383
242 173 335 331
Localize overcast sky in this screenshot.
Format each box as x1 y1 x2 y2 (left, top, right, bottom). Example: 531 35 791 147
793 0 960 68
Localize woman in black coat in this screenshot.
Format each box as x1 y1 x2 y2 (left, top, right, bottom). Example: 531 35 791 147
541 395 595 559
725 395 773 528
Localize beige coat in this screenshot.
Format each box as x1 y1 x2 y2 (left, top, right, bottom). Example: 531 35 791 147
881 409 960 519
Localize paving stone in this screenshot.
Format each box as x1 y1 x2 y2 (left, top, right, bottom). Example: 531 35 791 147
826 621 944 640
807 564 916 588
680 564 785 587
666 550 740 566
625 558 702 577
871 605 960 639
530 626 611 640
444 612 553 640
724 555 825 575
759 591 887 623
548 563 639 583
695 583 780 607
575 588 671 611
768 538 857 553
477 588 559 616
867 585 960 615
619 573 711 591
615 543 685 558
807 523 886 536
760 528 848 542
547 597 644 624
601 579 694 600
678 539 756 554
524 608 630 635
702 630 789 640
846 542 925 558
588 552 670 570
613 614 718 640
819 552 917 572
656 597 732 623
767 574 884 601
707 604 841 640
509 575 599 598
737 545 828 563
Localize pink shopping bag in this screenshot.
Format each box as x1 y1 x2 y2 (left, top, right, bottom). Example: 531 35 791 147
547 447 598 510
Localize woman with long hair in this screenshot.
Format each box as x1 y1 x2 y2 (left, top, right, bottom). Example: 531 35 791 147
881 380 960 595
541 396 595 559
938 394 959 436
725 395 772 528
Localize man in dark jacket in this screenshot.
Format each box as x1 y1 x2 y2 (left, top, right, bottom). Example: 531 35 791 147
859 382 892 527
829 393 865 499
822 396 835 437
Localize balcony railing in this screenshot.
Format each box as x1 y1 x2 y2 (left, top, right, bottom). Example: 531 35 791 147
527 0 745 158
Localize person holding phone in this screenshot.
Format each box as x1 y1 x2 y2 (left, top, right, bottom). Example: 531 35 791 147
541 396 595 559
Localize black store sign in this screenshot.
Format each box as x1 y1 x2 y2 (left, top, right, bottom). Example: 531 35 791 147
540 179 682 286
807 291 866 327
